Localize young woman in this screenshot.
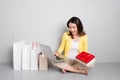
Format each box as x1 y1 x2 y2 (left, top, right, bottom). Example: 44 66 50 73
54 17 94 75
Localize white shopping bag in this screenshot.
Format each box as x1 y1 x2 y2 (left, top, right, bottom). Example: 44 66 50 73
30 42 40 70
13 41 25 70
21 44 31 70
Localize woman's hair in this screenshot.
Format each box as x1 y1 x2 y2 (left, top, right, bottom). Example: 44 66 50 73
67 17 86 38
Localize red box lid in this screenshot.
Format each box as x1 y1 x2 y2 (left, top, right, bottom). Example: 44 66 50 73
76 52 95 64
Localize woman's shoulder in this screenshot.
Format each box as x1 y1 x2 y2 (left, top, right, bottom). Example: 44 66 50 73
62 31 70 39
63 31 69 36
80 34 88 39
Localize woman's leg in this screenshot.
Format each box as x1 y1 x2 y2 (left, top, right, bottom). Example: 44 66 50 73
73 62 88 69
61 63 88 75
51 61 88 75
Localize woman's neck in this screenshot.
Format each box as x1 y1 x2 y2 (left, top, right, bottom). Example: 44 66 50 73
73 35 80 41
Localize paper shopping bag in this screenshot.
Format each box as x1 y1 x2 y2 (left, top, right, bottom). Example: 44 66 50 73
38 52 48 70
21 44 31 70
30 42 40 70
13 41 25 70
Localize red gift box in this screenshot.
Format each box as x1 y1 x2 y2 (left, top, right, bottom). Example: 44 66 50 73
76 52 95 67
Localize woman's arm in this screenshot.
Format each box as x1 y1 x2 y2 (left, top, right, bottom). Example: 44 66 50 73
83 35 88 52
55 32 66 56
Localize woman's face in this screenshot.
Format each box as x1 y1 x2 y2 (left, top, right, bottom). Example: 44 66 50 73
68 23 78 36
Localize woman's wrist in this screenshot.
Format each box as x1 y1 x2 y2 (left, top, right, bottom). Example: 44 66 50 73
54 52 60 56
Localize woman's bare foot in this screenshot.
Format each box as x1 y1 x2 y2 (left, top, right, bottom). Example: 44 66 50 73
61 69 66 74
83 69 88 75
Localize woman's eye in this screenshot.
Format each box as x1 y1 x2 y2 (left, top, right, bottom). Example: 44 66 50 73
73 27 76 29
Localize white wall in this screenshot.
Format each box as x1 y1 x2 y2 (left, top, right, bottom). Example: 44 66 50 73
0 0 120 63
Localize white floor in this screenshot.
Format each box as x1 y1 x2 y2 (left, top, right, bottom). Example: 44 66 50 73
0 63 120 80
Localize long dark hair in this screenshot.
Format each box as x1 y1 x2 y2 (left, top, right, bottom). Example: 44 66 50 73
67 17 86 39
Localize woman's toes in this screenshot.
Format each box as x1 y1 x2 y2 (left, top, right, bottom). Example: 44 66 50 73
61 69 66 74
